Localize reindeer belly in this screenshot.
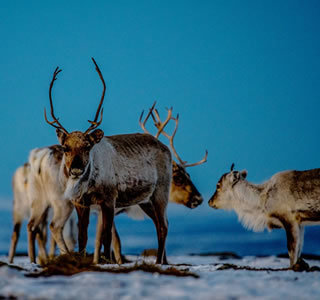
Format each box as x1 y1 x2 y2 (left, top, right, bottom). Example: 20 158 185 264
116 182 154 208
296 210 320 225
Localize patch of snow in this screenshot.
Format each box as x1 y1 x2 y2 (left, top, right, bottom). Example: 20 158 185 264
1 255 320 299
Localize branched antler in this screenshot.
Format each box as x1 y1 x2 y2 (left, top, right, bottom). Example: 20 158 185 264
139 101 157 135
139 103 208 168
44 67 69 134
84 57 106 134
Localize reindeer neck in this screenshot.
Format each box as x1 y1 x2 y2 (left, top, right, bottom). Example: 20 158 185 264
232 180 268 232
233 180 265 208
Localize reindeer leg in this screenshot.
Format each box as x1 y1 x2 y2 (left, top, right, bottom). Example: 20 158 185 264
64 215 77 252
8 223 21 263
49 233 56 258
27 219 37 263
94 203 114 264
111 223 124 264
297 225 305 258
27 206 49 263
139 202 168 265
294 224 309 271
27 220 36 263
36 230 48 264
281 218 308 270
93 210 103 264
50 202 73 255
75 206 90 255
36 212 49 264
97 212 122 263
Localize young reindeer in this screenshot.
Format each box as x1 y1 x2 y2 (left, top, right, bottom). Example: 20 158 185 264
44 58 172 264
9 163 48 263
208 164 320 270
9 149 77 264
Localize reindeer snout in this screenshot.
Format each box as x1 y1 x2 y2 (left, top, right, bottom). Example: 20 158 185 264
189 195 203 209
70 168 84 178
208 196 218 209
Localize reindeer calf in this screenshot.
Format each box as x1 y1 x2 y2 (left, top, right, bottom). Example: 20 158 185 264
208 164 320 270
9 152 76 263
26 147 76 263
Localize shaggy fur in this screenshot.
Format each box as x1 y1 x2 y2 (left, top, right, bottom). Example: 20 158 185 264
11 147 77 264
209 168 320 269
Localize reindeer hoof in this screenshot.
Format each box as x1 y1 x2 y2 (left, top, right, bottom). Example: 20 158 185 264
100 255 114 264
292 258 309 272
78 249 87 257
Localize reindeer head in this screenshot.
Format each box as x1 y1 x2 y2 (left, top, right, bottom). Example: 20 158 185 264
139 103 207 208
208 163 247 209
44 58 106 179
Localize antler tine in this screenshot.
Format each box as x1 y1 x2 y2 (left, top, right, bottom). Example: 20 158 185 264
183 150 208 168
44 66 69 134
154 107 172 139
85 57 106 134
151 109 186 165
153 109 208 168
139 101 157 134
163 114 188 166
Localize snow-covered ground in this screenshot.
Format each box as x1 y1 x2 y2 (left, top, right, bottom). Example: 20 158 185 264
1 254 320 299
2 203 320 299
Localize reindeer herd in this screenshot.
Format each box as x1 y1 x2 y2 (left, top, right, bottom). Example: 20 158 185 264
8 58 320 271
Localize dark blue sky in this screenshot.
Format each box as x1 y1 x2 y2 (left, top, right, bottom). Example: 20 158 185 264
1 0 320 209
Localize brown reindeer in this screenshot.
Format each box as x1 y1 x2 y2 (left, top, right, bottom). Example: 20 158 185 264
44 58 172 264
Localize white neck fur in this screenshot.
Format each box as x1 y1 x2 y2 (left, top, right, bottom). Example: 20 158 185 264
232 181 268 232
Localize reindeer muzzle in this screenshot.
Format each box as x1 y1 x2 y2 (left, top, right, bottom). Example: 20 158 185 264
70 168 84 178
188 195 203 209
208 198 218 209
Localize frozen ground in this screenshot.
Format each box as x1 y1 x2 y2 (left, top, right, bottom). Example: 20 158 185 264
1 254 320 299
1 202 320 299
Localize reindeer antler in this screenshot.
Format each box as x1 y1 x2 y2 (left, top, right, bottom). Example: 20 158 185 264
152 109 207 167
139 101 157 135
139 104 208 168
84 57 106 135
139 101 173 138
44 67 69 134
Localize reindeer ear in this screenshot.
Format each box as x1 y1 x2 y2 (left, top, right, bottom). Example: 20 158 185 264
88 129 104 145
240 170 248 179
230 170 247 187
230 171 241 187
56 129 67 145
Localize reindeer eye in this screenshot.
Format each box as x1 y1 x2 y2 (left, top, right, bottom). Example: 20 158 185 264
173 175 184 186
63 146 70 153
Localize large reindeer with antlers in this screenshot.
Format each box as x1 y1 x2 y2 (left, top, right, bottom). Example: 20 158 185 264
44 58 172 264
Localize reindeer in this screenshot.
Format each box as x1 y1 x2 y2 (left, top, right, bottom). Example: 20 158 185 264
44 58 172 264
9 149 76 264
208 164 320 270
8 163 46 263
